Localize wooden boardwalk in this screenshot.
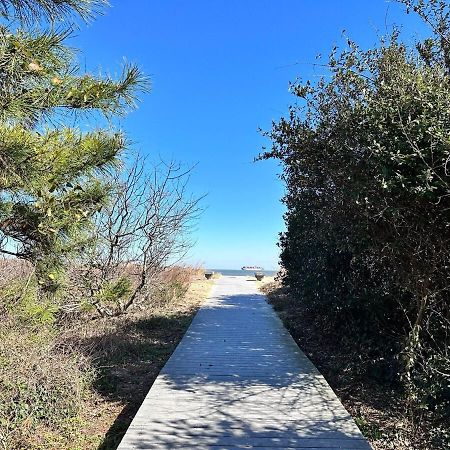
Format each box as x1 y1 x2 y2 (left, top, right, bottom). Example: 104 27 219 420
118 276 371 449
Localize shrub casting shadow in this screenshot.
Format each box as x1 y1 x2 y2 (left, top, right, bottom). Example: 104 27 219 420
69 310 199 450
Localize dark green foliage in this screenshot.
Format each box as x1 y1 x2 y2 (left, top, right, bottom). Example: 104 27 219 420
260 0 449 438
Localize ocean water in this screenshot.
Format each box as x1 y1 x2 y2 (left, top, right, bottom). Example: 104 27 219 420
207 269 278 277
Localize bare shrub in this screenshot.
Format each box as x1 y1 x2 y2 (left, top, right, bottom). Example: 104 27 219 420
0 258 31 289
68 156 202 317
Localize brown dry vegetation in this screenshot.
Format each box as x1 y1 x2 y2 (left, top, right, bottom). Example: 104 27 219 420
0 263 213 450
260 281 445 450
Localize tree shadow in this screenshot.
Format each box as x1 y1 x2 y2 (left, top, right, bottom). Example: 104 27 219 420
265 284 404 414
104 289 371 449
118 373 372 449
67 309 200 449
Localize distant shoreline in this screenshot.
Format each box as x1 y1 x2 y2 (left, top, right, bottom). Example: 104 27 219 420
207 269 278 277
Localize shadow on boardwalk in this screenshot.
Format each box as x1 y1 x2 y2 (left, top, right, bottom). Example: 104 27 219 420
94 316 186 449
121 374 369 449
115 283 371 449
67 311 198 450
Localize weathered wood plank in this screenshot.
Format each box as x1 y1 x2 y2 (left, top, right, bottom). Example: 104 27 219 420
117 276 371 449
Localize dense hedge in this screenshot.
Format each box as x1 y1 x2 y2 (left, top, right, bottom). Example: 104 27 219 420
261 0 449 434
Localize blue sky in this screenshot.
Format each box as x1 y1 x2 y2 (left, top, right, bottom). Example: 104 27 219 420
69 0 427 270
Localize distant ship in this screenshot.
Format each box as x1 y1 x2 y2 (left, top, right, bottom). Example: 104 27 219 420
241 266 264 271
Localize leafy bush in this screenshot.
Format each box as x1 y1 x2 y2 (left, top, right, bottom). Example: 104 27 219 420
260 0 449 440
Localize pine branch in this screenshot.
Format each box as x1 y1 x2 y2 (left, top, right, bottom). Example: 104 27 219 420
0 28 150 125
0 0 108 24
0 123 126 190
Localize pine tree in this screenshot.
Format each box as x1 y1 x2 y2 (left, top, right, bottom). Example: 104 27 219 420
0 0 148 296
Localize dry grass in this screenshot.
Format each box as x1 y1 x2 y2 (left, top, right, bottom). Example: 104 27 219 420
0 322 93 450
0 264 214 450
257 276 275 289
63 271 214 449
0 259 31 288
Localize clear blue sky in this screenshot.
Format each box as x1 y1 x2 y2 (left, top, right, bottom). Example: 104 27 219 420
70 0 427 270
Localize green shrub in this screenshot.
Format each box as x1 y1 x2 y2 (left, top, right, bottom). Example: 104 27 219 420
95 276 132 305
260 0 450 440
1 278 59 326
